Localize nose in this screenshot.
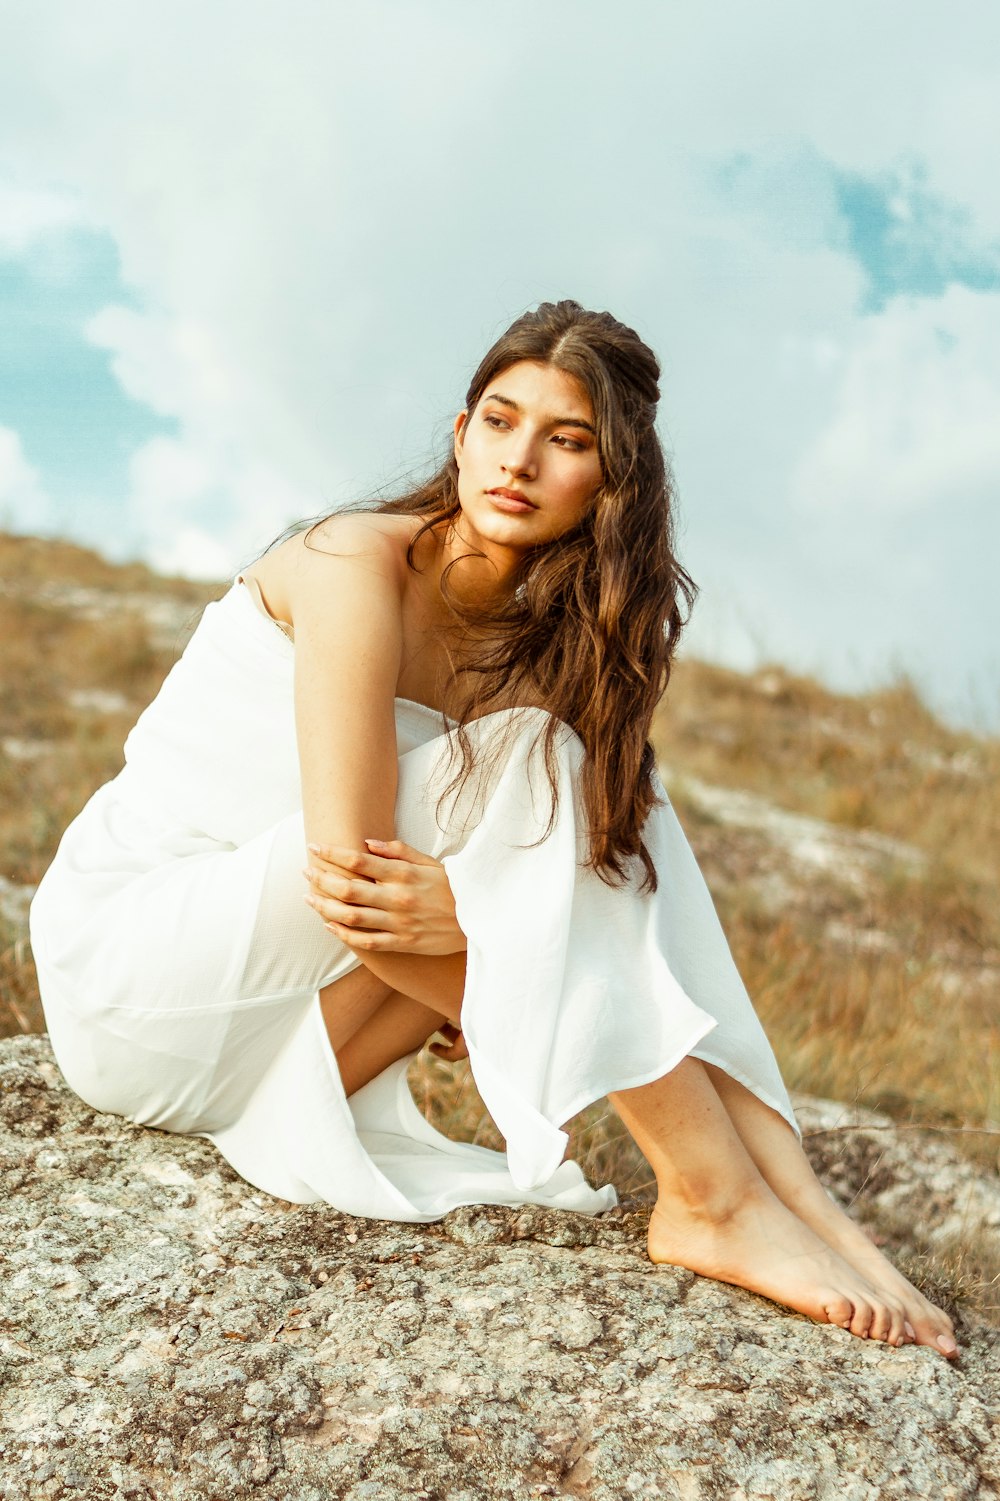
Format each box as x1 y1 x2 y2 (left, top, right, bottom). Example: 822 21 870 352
501 432 538 480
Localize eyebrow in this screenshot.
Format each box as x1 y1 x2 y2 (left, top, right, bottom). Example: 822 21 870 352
482 391 596 436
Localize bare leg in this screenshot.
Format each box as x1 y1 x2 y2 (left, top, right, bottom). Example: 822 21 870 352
336 991 449 1097
609 1058 912 1346
318 962 394 1054
350 950 466 1027
702 1063 959 1357
318 954 463 1097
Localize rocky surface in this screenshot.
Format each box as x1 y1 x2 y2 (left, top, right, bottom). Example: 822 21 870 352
1 1036 998 1501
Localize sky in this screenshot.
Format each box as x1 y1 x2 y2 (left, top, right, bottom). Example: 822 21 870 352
1 1 998 733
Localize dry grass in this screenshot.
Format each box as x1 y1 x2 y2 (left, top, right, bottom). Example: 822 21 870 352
2 532 997 1320
649 656 1000 1142
409 1052 654 1203
0 533 221 1028
892 1235 1000 1326
0 530 214 598
651 656 1000 890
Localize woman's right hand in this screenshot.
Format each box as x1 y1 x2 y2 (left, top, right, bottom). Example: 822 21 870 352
303 837 468 956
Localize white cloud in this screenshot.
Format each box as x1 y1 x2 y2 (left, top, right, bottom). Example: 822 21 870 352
124 435 317 579
128 435 213 511
84 306 211 422
0 179 93 256
681 285 1000 730
793 287 1000 518
0 427 51 533
147 525 236 583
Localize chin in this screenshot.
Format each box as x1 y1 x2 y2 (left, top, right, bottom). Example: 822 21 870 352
461 503 535 544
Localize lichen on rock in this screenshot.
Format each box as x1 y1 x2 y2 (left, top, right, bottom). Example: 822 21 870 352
1 1035 998 1501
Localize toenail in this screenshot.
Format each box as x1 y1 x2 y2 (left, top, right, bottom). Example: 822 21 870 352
905 1321 916 1339
937 1334 958 1355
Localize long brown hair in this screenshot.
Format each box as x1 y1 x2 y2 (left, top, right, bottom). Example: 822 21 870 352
357 299 697 895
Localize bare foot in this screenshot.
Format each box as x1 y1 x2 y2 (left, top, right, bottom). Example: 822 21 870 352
791 1196 959 1359
648 1186 911 1347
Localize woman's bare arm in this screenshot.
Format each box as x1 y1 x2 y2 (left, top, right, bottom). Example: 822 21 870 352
291 518 404 852
288 519 467 1011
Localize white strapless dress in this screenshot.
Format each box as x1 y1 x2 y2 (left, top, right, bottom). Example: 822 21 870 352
29 579 796 1221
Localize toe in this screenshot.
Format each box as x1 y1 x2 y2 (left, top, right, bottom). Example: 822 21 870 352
823 1292 855 1329
868 1301 893 1344
848 1296 874 1339
934 1306 956 1340
914 1291 954 1338
909 1315 959 1357
883 1298 910 1346
885 1301 908 1347
908 1301 957 1353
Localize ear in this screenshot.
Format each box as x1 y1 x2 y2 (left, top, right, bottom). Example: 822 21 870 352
453 409 468 467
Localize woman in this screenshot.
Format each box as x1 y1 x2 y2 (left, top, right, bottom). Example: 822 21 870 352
29 300 957 1357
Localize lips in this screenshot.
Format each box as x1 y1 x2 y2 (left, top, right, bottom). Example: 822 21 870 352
488 488 536 507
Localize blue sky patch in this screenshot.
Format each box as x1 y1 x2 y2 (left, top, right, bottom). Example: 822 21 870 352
0 224 175 540
716 149 1000 313
832 162 1000 311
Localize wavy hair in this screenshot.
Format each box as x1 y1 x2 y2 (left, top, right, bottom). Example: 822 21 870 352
355 299 697 896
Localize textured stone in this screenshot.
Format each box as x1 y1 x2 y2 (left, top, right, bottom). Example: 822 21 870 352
1 1035 998 1501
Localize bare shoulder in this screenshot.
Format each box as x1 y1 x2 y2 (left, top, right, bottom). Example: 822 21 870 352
249 512 419 628
291 512 413 584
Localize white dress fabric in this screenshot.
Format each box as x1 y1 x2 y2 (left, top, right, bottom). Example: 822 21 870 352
29 578 797 1222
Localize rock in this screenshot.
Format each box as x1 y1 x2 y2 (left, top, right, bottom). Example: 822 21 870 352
795 1095 1000 1260
1 1035 998 1501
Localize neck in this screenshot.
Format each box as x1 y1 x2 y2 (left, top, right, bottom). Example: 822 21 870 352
422 517 521 616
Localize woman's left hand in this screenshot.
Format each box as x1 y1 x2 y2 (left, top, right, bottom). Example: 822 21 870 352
303 838 467 955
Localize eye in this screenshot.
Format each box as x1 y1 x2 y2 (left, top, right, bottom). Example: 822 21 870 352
551 434 586 451
483 412 511 431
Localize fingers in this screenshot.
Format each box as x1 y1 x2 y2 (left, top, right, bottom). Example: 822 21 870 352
303 841 462 956
428 1024 469 1062
304 889 398 934
303 864 399 915
322 921 398 953
308 840 436 881
364 838 437 866
307 843 388 882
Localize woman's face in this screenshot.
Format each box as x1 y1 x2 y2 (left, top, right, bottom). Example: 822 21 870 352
452 359 604 558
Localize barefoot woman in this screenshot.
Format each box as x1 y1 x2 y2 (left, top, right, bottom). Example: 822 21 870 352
29 300 957 1357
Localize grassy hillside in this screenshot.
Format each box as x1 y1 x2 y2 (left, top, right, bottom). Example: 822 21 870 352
0 533 223 1028
651 655 999 1139
2 532 997 1275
